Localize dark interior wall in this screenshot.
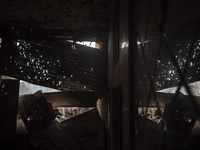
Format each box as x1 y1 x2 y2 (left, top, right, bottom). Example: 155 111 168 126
0 79 19 139
108 0 129 149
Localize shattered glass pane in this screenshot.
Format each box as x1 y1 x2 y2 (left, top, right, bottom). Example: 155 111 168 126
0 38 106 91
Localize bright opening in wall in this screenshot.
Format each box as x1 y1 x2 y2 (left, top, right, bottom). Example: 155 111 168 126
19 80 60 95
67 40 103 49
76 41 96 48
0 38 2 48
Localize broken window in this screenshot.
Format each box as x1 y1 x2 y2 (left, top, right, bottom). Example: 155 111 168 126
134 0 200 149
0 37 106 91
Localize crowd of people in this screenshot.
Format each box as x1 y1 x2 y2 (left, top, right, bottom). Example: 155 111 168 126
54 107 92 119
138 107 164 119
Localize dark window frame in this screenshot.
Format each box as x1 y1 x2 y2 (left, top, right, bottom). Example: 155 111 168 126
112 85 123 150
